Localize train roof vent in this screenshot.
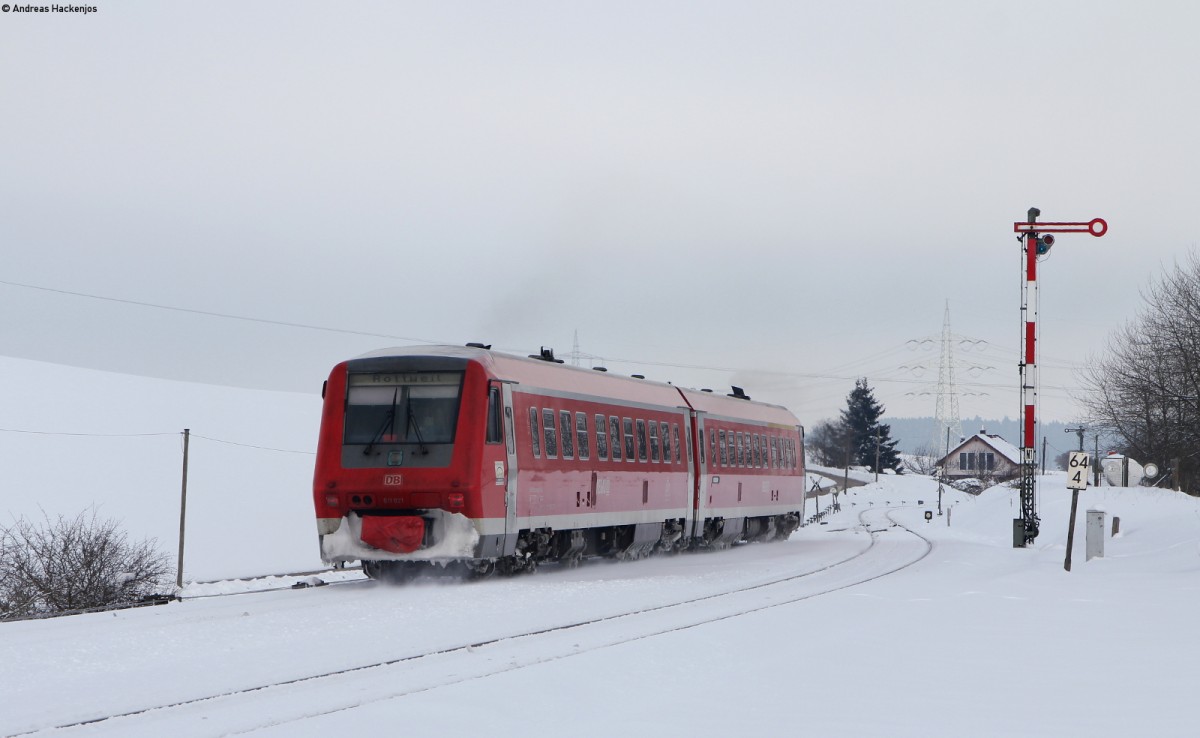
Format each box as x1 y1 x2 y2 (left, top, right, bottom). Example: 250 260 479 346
727 386 751 401
465 342 492 349
631 374 645 379
592 366 608 372
701 388 713 393
530 347 563 364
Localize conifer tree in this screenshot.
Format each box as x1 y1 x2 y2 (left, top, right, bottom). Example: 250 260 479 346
839 378 904 474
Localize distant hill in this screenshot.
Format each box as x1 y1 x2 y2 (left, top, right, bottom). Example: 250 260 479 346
886 416 1073 459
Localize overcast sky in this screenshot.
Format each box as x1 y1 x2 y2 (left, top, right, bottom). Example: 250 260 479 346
2 0 1198 430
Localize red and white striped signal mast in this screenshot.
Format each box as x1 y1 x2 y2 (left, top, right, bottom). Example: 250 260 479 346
1012 208 1107 547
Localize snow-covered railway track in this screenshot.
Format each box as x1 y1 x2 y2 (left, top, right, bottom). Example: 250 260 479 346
13 507 932 737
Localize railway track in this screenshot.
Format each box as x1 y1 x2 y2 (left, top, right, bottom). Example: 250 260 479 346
12 506 933 737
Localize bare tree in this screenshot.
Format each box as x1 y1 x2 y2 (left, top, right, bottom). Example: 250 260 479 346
806 419 852 467
902 444 941 476
1079 253 1200 493
0 509 171 618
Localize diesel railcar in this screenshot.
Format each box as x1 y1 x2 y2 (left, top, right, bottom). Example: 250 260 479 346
312 345 806 579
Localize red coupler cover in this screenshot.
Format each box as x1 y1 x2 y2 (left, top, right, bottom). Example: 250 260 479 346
360 516 425 554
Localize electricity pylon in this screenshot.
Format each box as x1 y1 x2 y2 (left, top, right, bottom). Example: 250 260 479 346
932 302 963 458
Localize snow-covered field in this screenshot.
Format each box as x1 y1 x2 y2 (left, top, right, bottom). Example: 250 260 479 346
3 470 1199 737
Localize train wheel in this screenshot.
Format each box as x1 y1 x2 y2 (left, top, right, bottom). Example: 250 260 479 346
466 559 496 580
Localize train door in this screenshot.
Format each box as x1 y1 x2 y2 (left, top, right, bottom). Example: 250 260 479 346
689 412 712 541
500 383 519 555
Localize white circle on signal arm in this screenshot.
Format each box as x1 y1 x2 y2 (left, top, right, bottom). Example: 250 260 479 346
1144 463 1159 478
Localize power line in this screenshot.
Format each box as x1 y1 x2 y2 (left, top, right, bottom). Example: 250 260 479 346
0 426 312 455
0 428 176 438
0 277 1095 400
190 433 314 456
0 278 440 344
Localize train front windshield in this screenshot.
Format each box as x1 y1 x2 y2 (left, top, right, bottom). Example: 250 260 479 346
344 372 463 448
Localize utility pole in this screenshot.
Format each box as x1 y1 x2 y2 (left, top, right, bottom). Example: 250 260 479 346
1012 208 1107 547
1041 436 1047 475
176 428 190 589
874 426 881 483
843 432 850 494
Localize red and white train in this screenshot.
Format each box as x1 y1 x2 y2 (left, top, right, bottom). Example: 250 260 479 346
312 345 806 579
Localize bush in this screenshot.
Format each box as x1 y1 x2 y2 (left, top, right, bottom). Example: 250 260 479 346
0 509 171 619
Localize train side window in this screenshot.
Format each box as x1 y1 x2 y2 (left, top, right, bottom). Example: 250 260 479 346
692 426 700 464
595 414 609 460
788 438 796 469
648 421 660 462
672 424 681 464
504 406 515 455
718 429 728 466
636 420 648 461
611 417 623 461
576 412 590 460
708 429 715 465
752 434 762 468
542 408 558 458
736 432 745 467
486 388 502 444
528 407 541 458
623 418 635 461
560 410 574 459
770 437 779 469
660 422 671 464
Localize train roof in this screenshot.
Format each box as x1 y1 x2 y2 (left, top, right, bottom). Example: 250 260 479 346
352 345 801 428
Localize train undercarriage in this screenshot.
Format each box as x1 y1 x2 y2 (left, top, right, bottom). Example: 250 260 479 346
359 513 802 583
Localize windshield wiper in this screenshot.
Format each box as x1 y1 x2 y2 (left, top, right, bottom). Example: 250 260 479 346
406 403 429 455
363 388 399 456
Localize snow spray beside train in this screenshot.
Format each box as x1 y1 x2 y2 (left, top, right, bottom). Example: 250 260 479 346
312 345 806 580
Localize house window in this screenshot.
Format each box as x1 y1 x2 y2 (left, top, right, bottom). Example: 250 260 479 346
986 452 995 471
959 452 967 471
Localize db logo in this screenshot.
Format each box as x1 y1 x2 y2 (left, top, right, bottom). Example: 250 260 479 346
383 474 403 486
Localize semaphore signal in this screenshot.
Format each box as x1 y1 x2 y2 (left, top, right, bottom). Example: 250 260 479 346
1013 208 1107 548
